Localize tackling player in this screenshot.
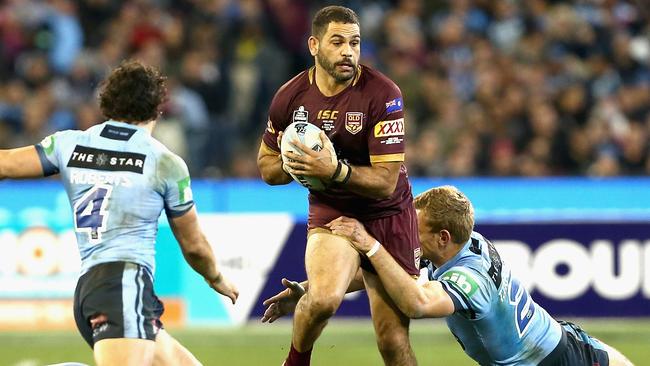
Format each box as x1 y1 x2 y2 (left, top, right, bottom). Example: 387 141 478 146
257 5 419 366
324 186 632 365
0 61 238 366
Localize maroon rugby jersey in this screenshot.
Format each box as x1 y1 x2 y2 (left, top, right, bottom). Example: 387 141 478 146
262 64 413 222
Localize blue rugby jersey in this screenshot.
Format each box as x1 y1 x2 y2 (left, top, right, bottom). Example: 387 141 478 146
35 120 194 275
430 232 562 365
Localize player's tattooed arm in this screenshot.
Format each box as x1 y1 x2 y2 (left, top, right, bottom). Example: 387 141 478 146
258 139 293 185
286 132 399 199
340 161 401 199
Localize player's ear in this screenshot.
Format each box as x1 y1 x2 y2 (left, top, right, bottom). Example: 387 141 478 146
439 230 452 245
308 36 319 56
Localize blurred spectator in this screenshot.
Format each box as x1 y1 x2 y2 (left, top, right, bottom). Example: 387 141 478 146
46 0 83 75
0 0 648 178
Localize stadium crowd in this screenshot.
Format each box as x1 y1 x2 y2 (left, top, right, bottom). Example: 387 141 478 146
0 0 648 178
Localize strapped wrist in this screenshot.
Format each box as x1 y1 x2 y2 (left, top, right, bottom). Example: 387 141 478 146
331 160 343 181
340 161 352 184
331 160 352 184
366 240 381 258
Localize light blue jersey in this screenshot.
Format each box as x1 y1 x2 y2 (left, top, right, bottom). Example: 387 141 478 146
430 232 562 366
35 120 194 275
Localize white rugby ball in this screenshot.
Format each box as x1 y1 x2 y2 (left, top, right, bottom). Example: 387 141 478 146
281 121 336 191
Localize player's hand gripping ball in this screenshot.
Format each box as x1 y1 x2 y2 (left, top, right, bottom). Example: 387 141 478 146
281 122 337 190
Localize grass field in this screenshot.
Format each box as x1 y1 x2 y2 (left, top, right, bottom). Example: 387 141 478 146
0 319 648 365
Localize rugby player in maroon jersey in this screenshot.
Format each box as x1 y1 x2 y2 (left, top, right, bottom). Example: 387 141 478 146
257 6 419 366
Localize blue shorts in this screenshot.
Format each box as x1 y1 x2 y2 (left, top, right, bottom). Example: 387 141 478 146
73 261 164 347
540 320 609 366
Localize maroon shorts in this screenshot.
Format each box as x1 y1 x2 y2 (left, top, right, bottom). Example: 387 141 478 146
308 203 421 276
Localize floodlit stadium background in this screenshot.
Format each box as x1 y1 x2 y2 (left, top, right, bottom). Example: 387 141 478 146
0 1 649 365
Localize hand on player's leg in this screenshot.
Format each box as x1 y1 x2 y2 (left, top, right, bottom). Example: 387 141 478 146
326 216 377 252
262 278 306 323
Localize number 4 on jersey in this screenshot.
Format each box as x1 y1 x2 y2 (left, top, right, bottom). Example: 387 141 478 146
74 185 113 244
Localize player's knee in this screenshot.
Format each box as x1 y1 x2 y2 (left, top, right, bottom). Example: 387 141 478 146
377 332 409 351
376 336 412 364
374 316 408 343
304 293 341 320
373 317 411 361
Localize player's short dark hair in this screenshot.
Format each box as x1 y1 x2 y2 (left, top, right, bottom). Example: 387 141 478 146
312 6 360 39
99 60 167 123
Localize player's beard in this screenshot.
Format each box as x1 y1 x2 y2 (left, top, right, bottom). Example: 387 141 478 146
317 52 356 84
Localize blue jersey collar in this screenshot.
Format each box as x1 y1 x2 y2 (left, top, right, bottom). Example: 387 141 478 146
432 238 473 279
104 120 148 133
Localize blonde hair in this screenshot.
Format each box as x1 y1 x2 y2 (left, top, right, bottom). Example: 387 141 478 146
414 185 474 244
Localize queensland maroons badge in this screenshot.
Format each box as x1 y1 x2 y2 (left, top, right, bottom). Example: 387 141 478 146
345 112 363 134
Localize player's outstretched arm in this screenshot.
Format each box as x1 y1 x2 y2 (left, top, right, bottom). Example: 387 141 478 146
257 139 293 185
169 207 239 304
327 217 455 319
0 146 46 180
261 278 306 323
261 269 365 323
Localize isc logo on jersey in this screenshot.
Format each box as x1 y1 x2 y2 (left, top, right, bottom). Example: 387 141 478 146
374 118 404 138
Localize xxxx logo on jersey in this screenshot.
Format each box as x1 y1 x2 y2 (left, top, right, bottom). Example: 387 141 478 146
374 118 404 138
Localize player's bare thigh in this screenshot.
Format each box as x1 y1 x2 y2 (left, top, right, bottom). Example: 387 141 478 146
153 329 202 366
363 269 415 365
305 228 360 297
94 337 155 366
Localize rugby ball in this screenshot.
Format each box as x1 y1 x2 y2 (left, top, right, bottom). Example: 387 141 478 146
281 122 337 191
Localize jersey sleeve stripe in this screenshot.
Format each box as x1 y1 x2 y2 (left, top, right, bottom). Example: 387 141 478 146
441 281 470 308
369 153 405 163
446 280 472 309
441 280 476 318
261 140 280 154
441 281 465 312
34 144 59 176
165 201 195 218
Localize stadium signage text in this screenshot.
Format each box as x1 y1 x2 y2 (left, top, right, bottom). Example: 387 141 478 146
495 239 650 301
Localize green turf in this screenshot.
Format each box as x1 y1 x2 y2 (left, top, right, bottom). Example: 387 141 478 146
0 319 648 365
